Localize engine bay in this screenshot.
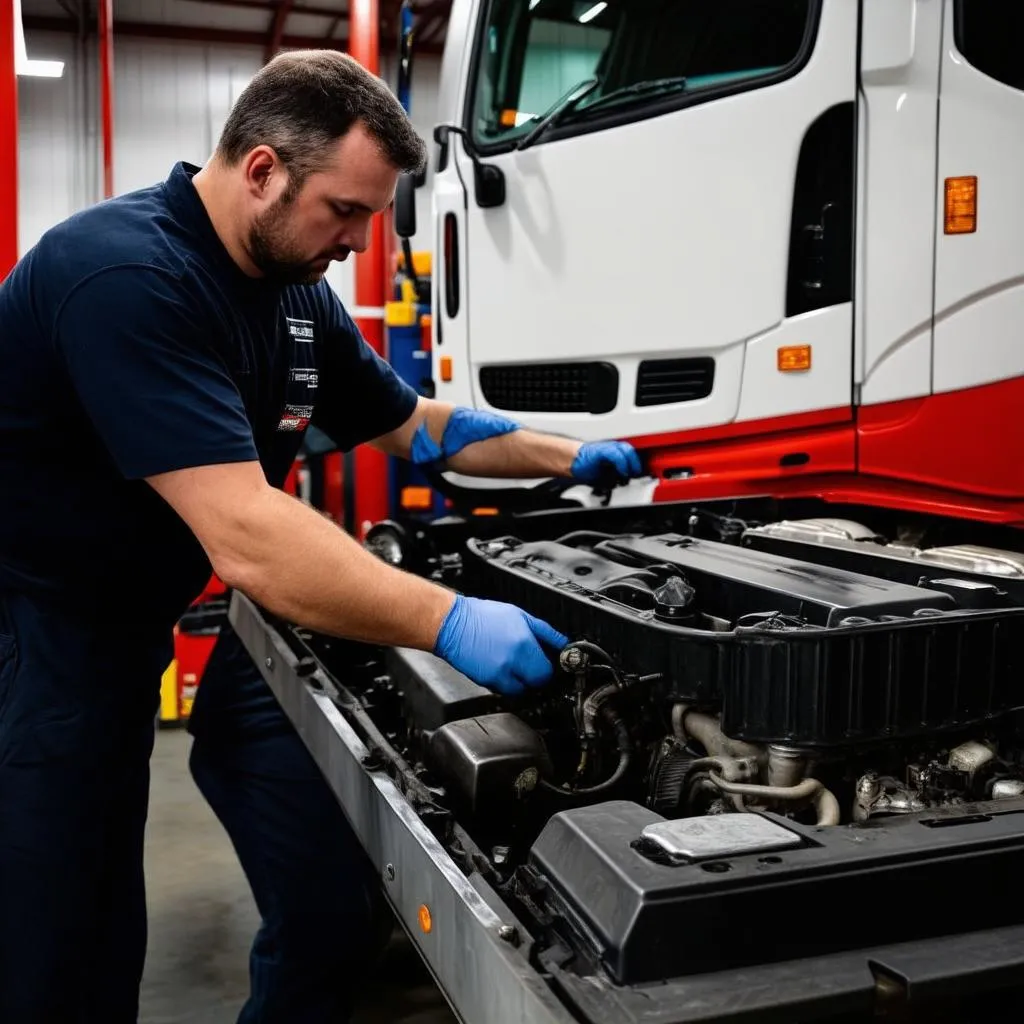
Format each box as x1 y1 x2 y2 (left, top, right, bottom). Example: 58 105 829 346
291 498 1024 1015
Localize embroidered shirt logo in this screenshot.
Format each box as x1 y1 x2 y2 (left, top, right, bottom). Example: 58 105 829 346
278 317 317 431
278 404 314 432
286 317 315 342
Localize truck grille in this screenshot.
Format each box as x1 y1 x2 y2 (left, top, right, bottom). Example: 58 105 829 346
635 357 715 407
479 362 619 414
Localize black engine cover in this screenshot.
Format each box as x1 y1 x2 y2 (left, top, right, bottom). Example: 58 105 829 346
465 533 1024 746
529 799 1024 986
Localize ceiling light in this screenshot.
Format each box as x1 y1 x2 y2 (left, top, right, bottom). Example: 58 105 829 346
19 60 65 79
578 2 607 23
14 0 66 78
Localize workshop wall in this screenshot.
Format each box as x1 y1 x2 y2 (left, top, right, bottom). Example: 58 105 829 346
17 30 441 308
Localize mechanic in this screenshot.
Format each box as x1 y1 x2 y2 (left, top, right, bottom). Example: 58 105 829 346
0 49 643 1023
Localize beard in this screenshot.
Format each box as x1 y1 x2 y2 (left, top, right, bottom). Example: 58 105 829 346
247 195 350 287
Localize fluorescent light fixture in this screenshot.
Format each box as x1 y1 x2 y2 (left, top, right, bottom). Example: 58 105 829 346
13 0 66 78
20 60 65 78
578 1 607 23
529 0 542 9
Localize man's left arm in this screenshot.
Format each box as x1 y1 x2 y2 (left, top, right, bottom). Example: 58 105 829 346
372 397 644 486
316 288 642 484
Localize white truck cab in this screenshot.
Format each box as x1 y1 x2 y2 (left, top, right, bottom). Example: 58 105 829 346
415 0 1024 519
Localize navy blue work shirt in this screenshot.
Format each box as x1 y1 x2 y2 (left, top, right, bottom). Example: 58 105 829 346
0 162 418 628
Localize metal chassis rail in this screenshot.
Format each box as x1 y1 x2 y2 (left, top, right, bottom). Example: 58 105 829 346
229 592 575 1024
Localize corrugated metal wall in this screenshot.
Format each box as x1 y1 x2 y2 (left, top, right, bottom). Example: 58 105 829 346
17 30 441 306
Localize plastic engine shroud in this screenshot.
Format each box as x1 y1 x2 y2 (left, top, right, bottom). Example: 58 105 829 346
463 533 1024 747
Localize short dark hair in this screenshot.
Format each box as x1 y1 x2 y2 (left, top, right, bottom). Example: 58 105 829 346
216 49 427 184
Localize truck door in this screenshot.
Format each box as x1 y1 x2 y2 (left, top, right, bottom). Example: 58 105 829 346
932 2 1024 401
446 0 858 444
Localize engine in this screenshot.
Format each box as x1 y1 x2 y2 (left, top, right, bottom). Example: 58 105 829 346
351 509 1024 991
371 521 1024 832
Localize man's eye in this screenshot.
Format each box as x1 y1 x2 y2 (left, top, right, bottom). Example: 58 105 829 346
333 204 354 218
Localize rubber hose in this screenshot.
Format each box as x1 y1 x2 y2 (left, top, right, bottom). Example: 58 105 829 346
541 707 631 799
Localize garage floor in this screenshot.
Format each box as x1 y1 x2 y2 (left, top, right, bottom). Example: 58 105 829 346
141 727 457 1024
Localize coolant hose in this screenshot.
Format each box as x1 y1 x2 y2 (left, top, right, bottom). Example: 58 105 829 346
708 774 841 827
541 705 631 799
582 682 619 738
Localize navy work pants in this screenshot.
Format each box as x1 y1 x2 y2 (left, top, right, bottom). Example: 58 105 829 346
0 591 172 1023
188 622 392 1024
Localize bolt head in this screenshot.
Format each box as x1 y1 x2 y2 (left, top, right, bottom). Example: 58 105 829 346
560 646 586 672
498 925 518 945
385 863 396 882
264 657 274 669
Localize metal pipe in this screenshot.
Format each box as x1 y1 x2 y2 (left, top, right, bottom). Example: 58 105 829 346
767 745 808 790
349 0 390 538
709 773 841 827
98 0 114 198
1 0 17 278
672 706 765 765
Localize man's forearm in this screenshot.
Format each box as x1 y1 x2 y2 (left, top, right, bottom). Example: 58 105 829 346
444 428 581 478
374 397 639 484
221 487 455 649
374 399 581 477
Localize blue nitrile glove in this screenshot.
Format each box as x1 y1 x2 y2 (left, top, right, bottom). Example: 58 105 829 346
411 407 520 466
433 594 568 696
570 440 643 486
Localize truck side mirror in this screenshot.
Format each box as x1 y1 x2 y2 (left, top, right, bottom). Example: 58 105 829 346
395 173 418 240
433 123 506 209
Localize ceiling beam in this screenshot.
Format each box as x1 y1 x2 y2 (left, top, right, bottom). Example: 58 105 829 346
264 0 295 61
22 14 444 53
177 0 349 19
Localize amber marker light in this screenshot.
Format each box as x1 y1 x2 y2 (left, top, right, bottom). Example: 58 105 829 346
778 345 812 372
945 176 977 234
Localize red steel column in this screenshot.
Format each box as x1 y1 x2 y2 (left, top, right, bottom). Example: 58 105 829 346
1 0 18 278
349 0 390 538
99 0 114 197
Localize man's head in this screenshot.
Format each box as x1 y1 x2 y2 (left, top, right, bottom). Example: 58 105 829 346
212 50 427 285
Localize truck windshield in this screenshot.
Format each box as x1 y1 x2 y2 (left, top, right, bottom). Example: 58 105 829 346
468 0 814 148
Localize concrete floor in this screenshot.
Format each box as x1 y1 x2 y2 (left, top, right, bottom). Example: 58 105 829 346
141 727 457 1024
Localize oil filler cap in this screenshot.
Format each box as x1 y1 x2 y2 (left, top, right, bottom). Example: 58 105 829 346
653 575 696 623
640 814 803 861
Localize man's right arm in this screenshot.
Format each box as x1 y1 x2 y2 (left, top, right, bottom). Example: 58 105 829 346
147 460 568 694
147 460 454 649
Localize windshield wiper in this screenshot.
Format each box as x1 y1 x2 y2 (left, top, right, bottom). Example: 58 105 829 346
516 76 601 151
565 76 689 120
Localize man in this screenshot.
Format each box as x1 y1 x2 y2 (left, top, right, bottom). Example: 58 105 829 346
0 50 643 1022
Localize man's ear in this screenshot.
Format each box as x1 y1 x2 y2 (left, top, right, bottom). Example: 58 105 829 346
241 146 281 199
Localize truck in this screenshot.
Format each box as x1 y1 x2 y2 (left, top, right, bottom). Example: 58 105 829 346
229 2 1024 1021
401 0 1024 524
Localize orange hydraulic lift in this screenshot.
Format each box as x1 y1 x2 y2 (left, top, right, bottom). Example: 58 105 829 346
1 0 17 279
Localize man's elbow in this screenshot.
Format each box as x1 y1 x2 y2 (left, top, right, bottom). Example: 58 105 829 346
196 493 276 598
208 548 260 596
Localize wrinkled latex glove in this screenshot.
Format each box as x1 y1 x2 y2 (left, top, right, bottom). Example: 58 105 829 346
411 407 520 466
433 594 568 696
570 440 643 486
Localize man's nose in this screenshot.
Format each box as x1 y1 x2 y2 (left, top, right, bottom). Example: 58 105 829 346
341 219 372 254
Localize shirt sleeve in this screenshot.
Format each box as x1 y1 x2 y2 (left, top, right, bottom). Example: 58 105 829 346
54 266 259 480
312 283 419 451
